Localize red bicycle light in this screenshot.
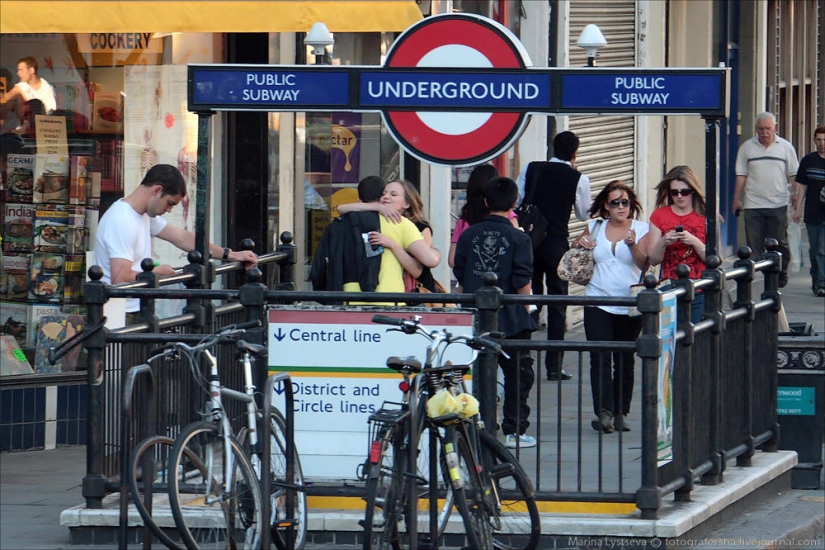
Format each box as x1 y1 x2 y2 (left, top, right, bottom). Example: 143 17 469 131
399 380 410 393
369 440 382 463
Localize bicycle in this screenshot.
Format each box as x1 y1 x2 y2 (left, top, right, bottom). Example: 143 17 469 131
361 314 540 550
128 320 307 550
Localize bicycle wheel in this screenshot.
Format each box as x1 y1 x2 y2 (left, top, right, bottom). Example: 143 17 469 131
168 422 264 550
479 430 540 550
444 425 493 550
267 409 307 550
362 424 406 550
129 435 184 550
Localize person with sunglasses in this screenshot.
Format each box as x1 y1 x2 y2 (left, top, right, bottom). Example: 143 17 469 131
646 165 708 323
572 180 649 433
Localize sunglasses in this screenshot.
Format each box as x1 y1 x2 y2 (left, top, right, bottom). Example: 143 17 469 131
670 188 694 197
608 199 630 208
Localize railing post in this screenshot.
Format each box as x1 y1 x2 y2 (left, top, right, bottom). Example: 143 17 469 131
136 258 160 332
761 239 783 451
701 255 726 484
475 272 502 436
82 266 109 509
734 247 757 465
671 265 695 501
240 267 267 403
182 249 211 329
275 231 296 291
636 275 663 519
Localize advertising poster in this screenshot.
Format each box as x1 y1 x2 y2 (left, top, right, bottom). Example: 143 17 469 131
124 65 196 268
267 307 475 480
330 112 361 184
657 290 678 466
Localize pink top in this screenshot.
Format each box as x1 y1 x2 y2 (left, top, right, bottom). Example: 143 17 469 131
452 211 518 243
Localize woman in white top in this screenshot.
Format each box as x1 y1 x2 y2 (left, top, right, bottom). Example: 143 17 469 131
572 180 649 434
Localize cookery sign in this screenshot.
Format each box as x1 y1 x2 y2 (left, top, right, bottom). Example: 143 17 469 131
34 115 68 155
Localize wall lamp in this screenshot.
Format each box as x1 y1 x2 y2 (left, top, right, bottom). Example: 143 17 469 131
304 22 334 65
576 23 607 66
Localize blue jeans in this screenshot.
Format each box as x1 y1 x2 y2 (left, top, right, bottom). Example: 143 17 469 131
807 222 825 289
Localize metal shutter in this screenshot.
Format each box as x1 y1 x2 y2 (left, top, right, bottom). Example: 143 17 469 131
564 1 637 318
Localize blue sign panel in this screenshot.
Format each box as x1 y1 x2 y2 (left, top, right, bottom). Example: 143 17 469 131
359 71 551 111
190 68 350 109
559 73 724 114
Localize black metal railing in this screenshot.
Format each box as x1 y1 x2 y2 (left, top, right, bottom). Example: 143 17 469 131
76 233 782 523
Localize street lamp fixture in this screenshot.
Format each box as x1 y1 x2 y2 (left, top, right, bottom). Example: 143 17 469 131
304 22 334 65
576 24 607 67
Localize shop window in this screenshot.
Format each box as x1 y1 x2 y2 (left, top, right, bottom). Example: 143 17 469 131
0 32 222 377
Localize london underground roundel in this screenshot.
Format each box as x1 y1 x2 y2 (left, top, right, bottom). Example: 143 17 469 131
382 13 533 166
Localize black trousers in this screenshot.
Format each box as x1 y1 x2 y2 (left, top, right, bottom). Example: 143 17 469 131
532 238 569 376
499 329 536 436
583 306 642 417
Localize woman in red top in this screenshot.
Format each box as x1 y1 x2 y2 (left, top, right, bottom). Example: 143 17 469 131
646 165 708 323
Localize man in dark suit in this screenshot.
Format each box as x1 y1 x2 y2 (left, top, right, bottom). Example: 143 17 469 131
522 131 591 380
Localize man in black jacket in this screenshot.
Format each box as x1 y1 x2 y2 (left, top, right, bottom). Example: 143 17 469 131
522 131 592 381
309 176 384 292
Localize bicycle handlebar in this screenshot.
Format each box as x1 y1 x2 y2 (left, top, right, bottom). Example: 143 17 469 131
147 319 262 359
371 314 505 356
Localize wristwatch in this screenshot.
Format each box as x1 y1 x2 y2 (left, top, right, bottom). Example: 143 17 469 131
222 247 231 261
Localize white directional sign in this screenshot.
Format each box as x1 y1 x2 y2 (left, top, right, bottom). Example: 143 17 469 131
267 307 475 480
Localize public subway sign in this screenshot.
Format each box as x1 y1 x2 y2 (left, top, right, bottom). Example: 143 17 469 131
188 13 729 166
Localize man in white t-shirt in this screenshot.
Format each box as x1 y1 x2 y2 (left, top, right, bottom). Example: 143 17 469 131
3 57 56 115
733 112 799 287
94 164 257 317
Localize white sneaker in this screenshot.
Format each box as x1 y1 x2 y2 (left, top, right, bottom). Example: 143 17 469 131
504 433 537 449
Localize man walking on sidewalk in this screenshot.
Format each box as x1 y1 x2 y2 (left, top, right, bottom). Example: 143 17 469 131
519 131 591 381
793 125 825 297
733 112 799 287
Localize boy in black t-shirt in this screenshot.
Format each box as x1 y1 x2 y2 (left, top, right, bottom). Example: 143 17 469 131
453 177 539 448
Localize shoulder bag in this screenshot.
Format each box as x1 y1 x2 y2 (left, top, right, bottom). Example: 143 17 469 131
515 162 549 250
557 220 602 286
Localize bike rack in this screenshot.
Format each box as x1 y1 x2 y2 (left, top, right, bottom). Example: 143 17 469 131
120 363 156 550
262 371 298 550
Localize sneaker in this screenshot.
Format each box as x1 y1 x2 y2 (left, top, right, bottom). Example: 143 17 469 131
817 288 825 298
779 272 789 288
504 433 537 449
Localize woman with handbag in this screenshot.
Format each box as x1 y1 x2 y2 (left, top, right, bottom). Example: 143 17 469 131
646 165 708 323
572 180 649 433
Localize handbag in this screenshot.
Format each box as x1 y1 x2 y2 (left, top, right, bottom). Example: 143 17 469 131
557 220 602 285
415 280 456 308
515 162 549 250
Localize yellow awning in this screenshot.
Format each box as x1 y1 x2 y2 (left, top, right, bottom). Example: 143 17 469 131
0 1 423 34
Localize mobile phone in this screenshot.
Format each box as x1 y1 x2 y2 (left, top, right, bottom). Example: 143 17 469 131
674 225 683 233
363 233 384 257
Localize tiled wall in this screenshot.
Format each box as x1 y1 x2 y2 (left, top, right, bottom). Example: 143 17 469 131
0 384 87 452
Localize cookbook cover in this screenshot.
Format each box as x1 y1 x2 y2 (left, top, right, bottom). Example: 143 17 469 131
63 253 85 305
0 252 30 302
92 92 124 134
33 154 70 204
34 315 85 373
2 202 35 252
65 205 86 254
0 301 27 350
69 156 88 205
28 252 65 303
26 303 63 349
5 154 35 203
33 205 69 254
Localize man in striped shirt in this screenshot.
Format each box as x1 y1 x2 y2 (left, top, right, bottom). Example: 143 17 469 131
733 112 799 287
